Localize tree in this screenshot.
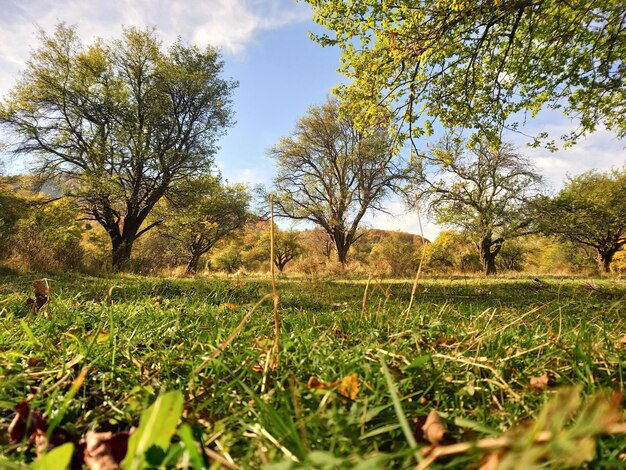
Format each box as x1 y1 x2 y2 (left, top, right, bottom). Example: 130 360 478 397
245 226 303 272
0 25 236 269
369 231 425 276
306 0 626 146
11 198 85 271
301 227 334 261
532 169 626 273
157 176 250 274
413 133 542 275
212 239 246 274
0 176 29 256
270 98 411 264
426 230 482 273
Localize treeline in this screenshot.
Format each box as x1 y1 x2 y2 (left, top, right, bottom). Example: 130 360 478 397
0 175 621 276
0 26 624 277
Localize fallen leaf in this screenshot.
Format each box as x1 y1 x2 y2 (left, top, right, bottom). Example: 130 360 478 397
83 431 129 470
307 374 359 400
85 332 111 344
32 279 51 296
27 279 51 314
336 373 359 400
9 401 47 443
27 357 42 367
438 336 457 347
307 376 324 389
530 373 550 391
620 334 626 346
422 410 445 446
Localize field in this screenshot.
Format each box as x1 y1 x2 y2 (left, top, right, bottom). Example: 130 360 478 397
1 271 625 468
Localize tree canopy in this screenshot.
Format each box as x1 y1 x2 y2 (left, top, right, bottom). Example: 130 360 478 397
157 176 251 274
307 0 626 146
245 226 303 272
0 24 236 269
413 133 541 275
532 168 626 272
270 98 412 264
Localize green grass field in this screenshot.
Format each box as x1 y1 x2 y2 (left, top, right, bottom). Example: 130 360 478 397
1 272 625 468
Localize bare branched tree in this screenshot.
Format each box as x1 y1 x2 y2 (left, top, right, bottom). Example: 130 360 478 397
270 98 412 264
413 132 542 275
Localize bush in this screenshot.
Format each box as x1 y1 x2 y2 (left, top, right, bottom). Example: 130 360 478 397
10 199 84 271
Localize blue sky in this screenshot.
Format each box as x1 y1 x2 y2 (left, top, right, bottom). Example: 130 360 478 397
0 0 624 240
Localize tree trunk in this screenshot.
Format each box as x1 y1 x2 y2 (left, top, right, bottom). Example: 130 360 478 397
597 250 615 274
483 252 497 276
479 234 500 276
336 244 349 265
186 252 202 274
111 235 134 271
331 230 351 265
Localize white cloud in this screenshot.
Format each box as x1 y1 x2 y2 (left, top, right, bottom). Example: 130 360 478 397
369 122 625 241
522 128 625 192
363 197 440 242
229 167 265 185
0 0 310 96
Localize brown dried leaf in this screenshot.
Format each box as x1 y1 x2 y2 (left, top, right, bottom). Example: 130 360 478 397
27 357 42 368
307 376 325 389
83 431 129 470
336 373 359 400
34 426 74 457
530 373 550 391
422 410 445 446
9 401 47 443
307 374 359 400
27 279 51 314
32 279 51 296
27 295 49 313
438 336 457 347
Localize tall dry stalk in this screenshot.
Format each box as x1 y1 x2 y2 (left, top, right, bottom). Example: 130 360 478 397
269 195 280 366
406 209 428 316
361 274 372 319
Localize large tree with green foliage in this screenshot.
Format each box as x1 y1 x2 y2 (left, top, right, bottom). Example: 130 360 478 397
413 133 542 275
270 98 411 264
306 0 626 146
532 169 626 273
0 25 236 269
158 176 251 274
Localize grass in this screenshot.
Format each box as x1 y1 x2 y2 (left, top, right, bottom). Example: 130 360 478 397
0 271 625 468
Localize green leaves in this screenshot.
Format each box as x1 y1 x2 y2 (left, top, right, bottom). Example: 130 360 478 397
531 168 626 272
121 390 184 470
306 0 626 145
1 24 237 269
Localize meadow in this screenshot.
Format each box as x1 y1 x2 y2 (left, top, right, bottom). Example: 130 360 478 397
0 271 625 468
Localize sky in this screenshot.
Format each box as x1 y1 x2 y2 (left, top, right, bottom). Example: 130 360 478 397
0 0 624 241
